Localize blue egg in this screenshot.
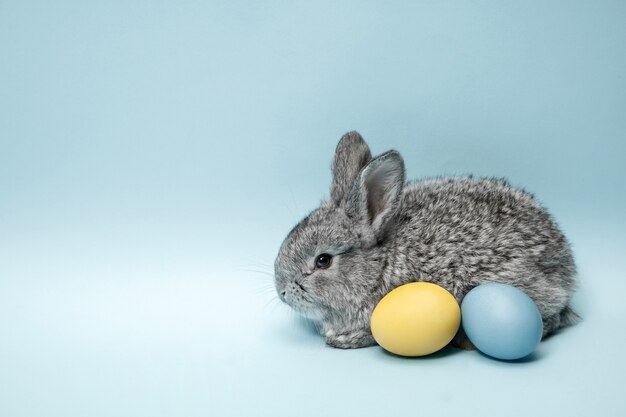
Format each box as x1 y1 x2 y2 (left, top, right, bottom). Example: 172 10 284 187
461 283 543 360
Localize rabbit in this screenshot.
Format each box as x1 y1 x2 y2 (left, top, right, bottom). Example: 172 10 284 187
274 131 579 349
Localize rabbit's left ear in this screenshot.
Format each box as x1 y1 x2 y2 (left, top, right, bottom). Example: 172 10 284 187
345 150 405 241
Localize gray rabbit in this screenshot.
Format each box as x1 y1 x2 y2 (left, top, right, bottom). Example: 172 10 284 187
274 131 579 349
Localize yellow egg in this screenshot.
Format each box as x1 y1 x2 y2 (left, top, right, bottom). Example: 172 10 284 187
370 282 461 356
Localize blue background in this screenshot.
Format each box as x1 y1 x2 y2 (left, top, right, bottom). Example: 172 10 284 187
1 1 625 416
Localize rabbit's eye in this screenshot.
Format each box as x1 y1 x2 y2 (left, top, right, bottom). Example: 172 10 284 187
314 253 333 269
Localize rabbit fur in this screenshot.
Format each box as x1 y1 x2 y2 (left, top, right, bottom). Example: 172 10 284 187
274 131 579 349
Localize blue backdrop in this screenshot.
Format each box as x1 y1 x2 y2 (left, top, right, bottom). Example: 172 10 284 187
1 1 625 416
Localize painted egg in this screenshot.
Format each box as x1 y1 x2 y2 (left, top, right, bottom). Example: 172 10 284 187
370 282 461 356
461 283 543 360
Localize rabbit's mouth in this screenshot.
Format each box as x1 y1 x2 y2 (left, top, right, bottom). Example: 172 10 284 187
280 282 321 317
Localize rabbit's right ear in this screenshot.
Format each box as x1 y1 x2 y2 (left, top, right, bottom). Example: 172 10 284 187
331 131 372 205
345 150 406 242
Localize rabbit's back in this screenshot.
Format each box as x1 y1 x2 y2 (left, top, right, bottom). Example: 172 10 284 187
385 176 577 335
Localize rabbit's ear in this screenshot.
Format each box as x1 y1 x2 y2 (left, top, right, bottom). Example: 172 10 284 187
331 131 372 205
346 150 405 240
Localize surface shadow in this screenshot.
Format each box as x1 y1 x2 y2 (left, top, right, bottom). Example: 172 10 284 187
475 348 544 364
269 314 324 347
295 316 320 337
377 344 464 360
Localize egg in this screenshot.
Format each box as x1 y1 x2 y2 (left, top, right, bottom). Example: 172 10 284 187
461 283 543 360
370 282 461 356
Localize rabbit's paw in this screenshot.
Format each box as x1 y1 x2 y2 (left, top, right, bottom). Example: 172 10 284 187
451 335 476 350
450 328 476 350
324 329 376 349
